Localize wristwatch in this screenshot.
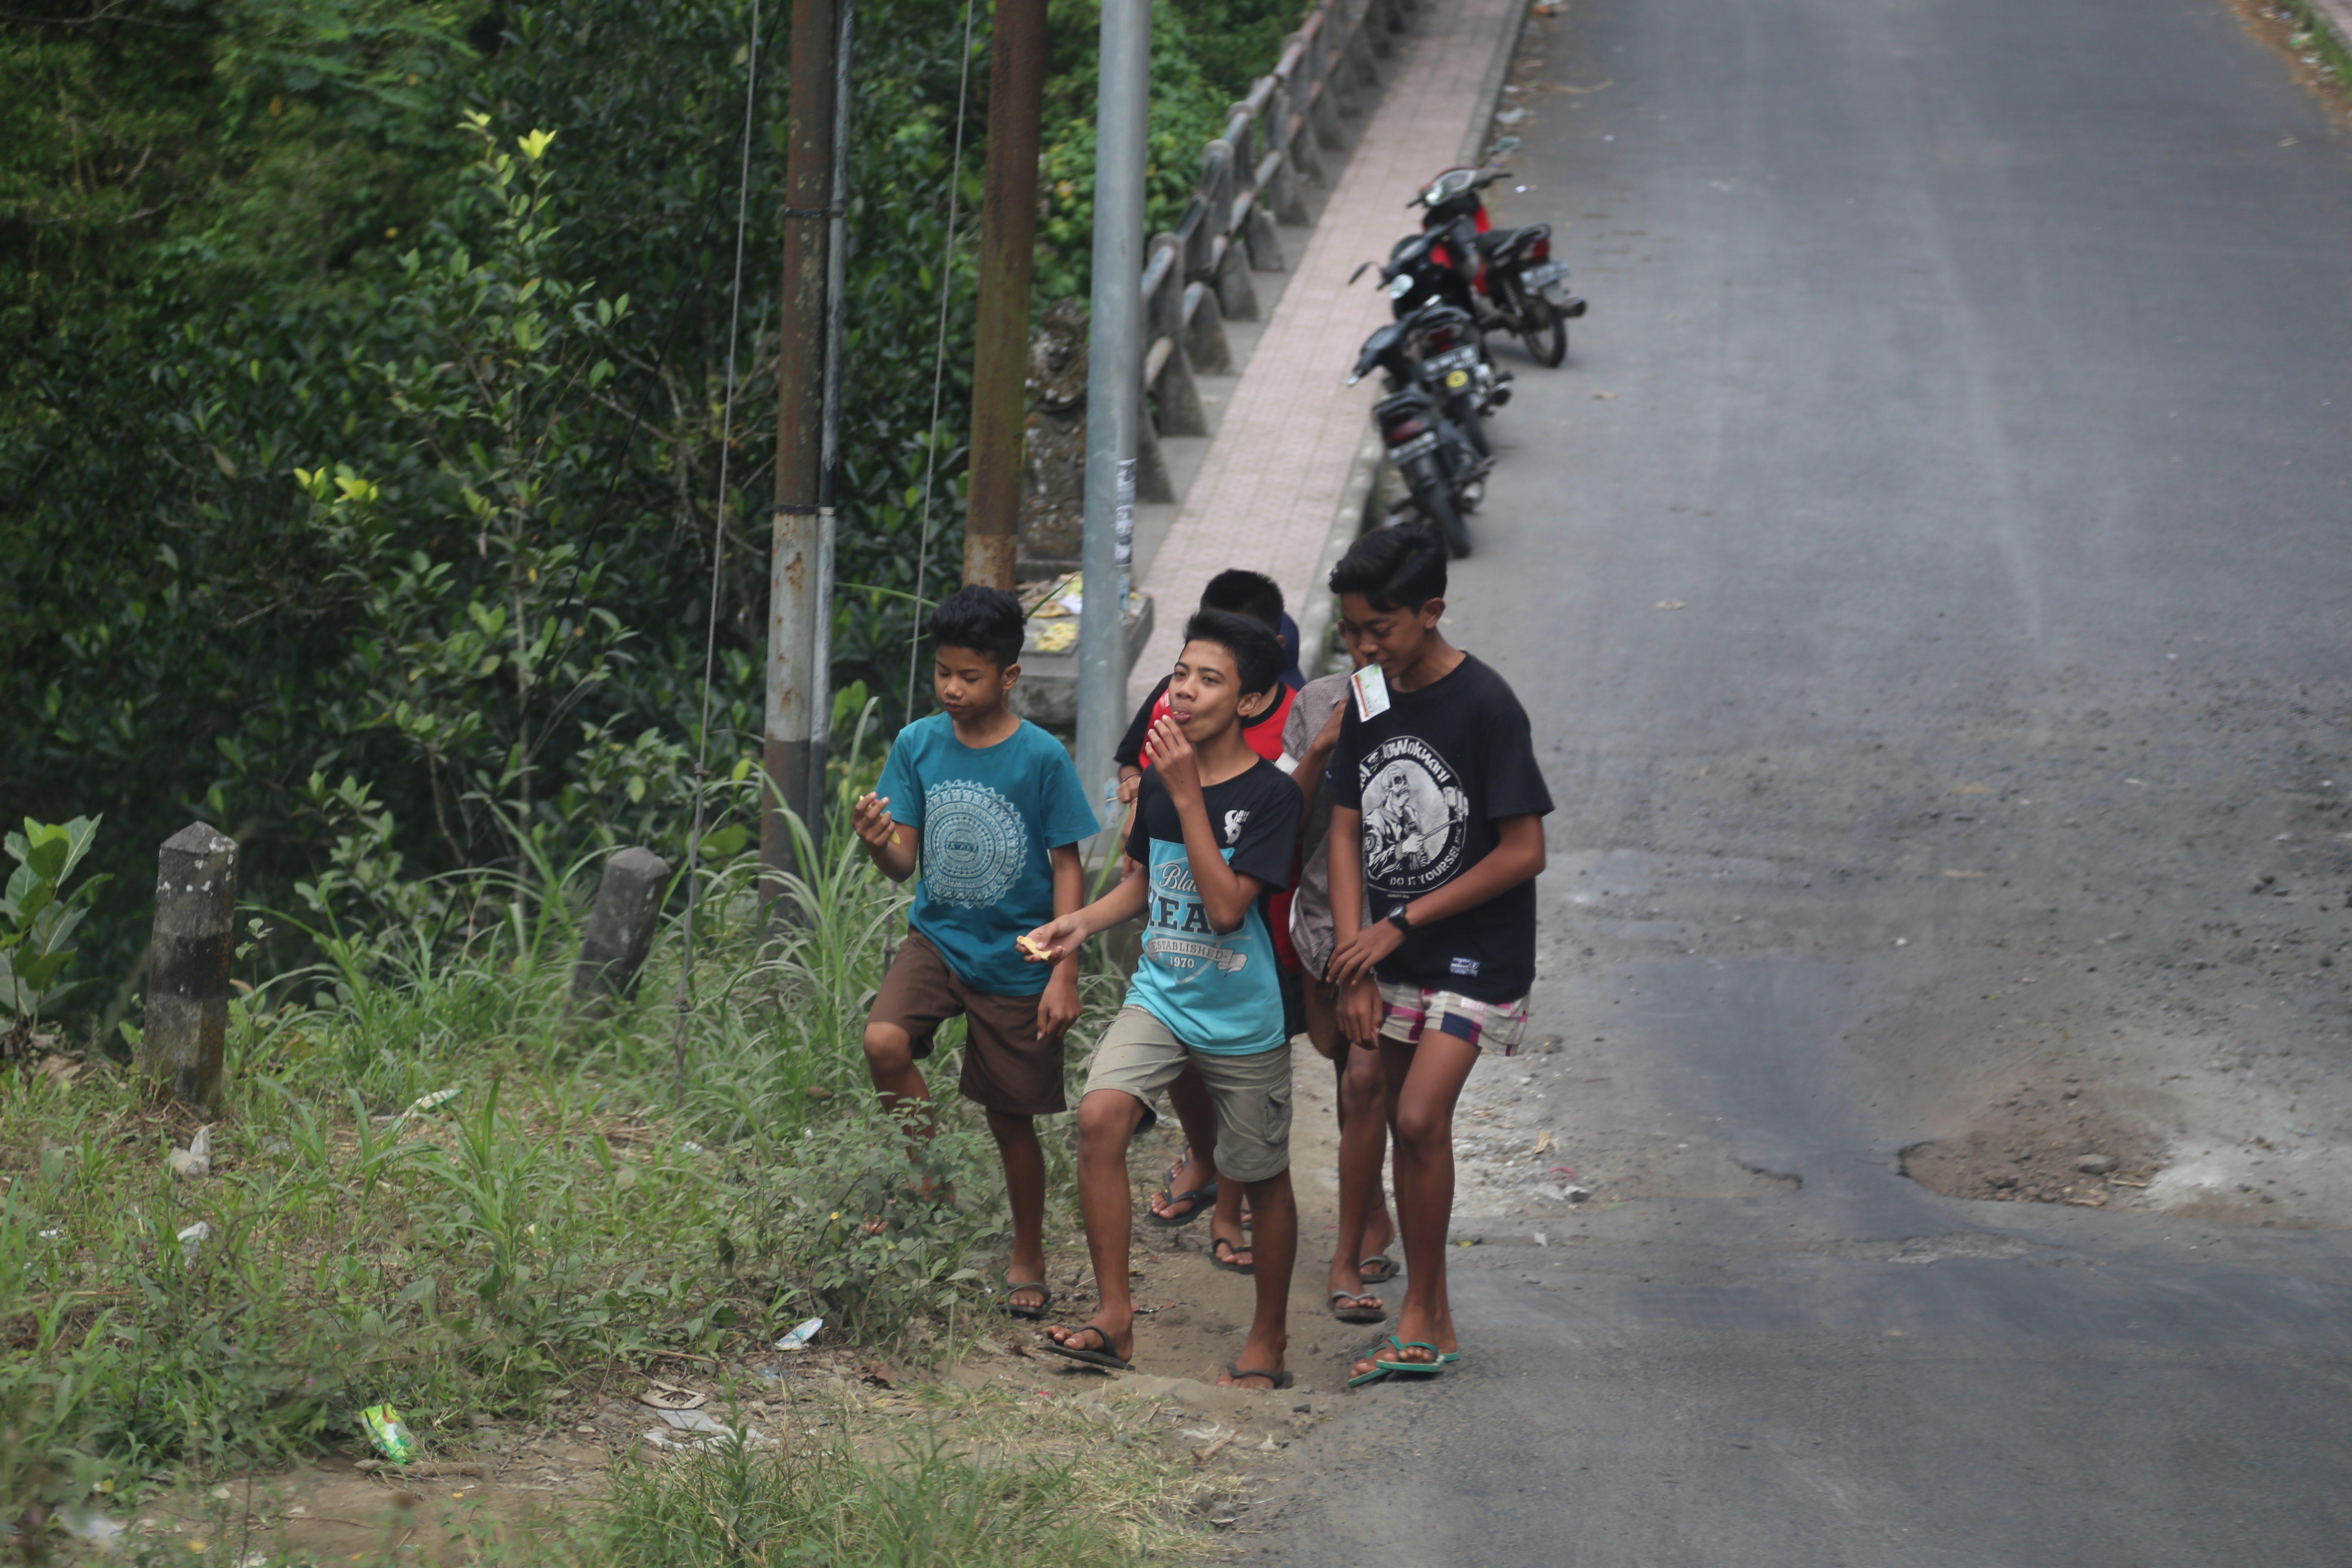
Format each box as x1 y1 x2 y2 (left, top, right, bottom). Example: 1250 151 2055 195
1384 903 1413 933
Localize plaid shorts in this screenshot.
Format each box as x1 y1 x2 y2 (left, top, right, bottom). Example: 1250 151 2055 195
1375 983 1530 1056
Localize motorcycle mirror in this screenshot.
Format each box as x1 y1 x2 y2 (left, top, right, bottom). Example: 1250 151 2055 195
1348 260 1372 285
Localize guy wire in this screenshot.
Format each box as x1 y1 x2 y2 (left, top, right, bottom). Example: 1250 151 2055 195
901 0 981 723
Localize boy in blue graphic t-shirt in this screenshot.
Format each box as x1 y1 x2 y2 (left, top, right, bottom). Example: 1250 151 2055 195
1019 610 1304 1390
852 586 1100 1322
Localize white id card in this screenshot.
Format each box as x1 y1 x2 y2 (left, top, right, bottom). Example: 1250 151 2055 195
1349 662 1392 721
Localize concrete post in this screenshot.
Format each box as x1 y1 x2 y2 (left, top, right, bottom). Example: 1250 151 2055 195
571 848 673 1012
141 824 237 1112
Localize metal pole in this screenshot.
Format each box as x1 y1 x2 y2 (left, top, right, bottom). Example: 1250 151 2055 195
766 0 839 902
962 0 1047 590
1075 0 1149 822
810 0 854 827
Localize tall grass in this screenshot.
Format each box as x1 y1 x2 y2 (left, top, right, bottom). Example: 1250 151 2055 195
0 721 1134 1542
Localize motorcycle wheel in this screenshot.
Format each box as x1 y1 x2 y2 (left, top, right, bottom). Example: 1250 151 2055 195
1406 457 1473 559
1517 296 1567 367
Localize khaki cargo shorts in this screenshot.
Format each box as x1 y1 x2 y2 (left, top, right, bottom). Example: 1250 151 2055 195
1081 1005 1293 1184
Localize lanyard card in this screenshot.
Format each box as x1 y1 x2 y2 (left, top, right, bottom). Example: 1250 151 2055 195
1350 662 1392 721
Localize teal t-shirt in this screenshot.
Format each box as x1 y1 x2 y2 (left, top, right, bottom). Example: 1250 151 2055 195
878 714 1099 996
1121 758 1301 1055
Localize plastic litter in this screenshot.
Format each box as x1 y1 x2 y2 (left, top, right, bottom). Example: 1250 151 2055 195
776 1316 824 1351
177 1221 211 1262
59 1512 126 1549
361 1404 419 1465
168 1125 212 1179
389 1088 461 1130
636 1381 709 1411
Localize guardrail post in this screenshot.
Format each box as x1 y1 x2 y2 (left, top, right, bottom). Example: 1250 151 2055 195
1135 396 1176 502
141 824 237 1112
1184 281 1232 373
570 847 673 1017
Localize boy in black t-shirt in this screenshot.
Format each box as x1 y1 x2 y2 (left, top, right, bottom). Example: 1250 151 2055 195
1323 525 1553 1384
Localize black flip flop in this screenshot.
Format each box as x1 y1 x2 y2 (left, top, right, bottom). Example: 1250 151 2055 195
1224 1363 1294 1391
1038 1324 1133 1372
1006 1280 1053 1321
1329 1289 1386 1325
1210 1235 1254 1275
1358 1254 1399 1285
1145 1182 1218 1227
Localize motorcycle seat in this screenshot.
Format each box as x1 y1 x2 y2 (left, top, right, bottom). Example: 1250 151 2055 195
1473 224 1548 256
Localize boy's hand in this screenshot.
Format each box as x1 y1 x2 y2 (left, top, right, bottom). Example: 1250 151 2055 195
1036 970 1082 1041
1340 974 1385 1048
1017 915 1087 964
1116 767 1142 805
1326 917 1404 988
1309 698 1345 757
1144 715 1200 799
851 792 901 850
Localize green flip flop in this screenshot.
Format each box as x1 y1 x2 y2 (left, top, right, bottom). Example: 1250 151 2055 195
1374 1340 1445 1376
1349 1334 1407 1387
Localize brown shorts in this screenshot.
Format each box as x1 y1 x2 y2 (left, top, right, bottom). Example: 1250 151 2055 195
870 928 1066 1116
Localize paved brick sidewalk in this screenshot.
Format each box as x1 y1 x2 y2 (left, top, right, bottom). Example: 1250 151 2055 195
1131 0 1521 704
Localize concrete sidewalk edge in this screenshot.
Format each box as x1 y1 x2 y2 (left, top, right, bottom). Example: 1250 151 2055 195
1296 424 1387 672
1293 0 1536 677
1460 0 1534 165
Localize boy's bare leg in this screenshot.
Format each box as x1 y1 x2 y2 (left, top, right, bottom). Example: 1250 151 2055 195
1304 977 1391 1308
861 1020 935 1128
1155 1066 1253 1262
861 1021 938 1231
1046 1088 1149 1363
986 1108 1050 1313
1218 1168 1297 1388
1351 1034 1477 1379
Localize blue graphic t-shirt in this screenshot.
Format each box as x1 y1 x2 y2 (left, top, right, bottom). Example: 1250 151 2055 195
1122 758 1301 1055
878 714 1100 996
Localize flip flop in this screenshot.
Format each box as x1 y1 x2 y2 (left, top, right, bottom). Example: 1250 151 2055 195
1038 1324 1133 1372
1329 1289 1386 1324
1005 1280 1053 1321
1374 1340 1444 1376
1145 1183 1218 1227
1224 1363 1295 1391
1210 1235 1254 1275
1358 1254 1399 1284
1437 1350 1461 1365
1349 1334 1407 1387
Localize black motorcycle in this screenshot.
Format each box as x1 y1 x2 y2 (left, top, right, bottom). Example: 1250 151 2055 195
1349 305 1488 558
1348 247 1513 427
1410 155 1586 367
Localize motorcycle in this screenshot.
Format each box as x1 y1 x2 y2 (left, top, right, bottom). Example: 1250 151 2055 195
1348 245 1513 426
1348 304 1489 558
1409 144 1586 367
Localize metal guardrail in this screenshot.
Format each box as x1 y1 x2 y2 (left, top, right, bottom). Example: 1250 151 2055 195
1131 0 1419 501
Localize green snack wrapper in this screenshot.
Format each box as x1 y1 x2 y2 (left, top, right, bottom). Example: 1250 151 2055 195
361 1404 417 1465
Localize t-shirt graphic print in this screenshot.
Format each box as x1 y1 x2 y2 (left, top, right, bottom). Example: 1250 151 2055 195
876 714 1100 997
1359 735 1473 891
1124 758 1301 1055
919 778 1027 906
1332 654 1554 1003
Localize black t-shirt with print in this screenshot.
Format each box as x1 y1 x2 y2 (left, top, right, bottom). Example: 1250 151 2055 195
1330 653 1553 1002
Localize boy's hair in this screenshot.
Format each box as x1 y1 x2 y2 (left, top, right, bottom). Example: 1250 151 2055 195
928 585 1025 671
1329 524 1447 611
1182 609 1286 700
1199 568 1285 634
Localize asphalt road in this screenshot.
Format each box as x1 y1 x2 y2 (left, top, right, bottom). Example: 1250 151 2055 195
1251 0 2352 1561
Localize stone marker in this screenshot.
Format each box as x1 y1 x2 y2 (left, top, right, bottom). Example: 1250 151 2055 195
141 823 237 1111
570 847 672 1014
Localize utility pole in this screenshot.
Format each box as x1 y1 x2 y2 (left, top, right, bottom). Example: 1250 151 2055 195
962 0 1048 590
809 0 854 823
1075 0 1149 815
766 0 839 899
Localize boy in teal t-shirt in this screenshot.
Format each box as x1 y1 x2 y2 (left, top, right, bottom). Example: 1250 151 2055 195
853 586 1099 1321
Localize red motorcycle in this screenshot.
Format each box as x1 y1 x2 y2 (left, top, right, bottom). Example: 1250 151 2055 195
1411 154 1585 367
